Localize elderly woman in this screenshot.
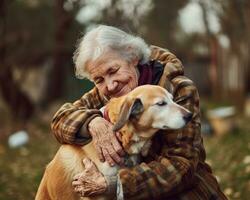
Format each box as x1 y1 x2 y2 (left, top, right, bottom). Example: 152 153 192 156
51 25 227 199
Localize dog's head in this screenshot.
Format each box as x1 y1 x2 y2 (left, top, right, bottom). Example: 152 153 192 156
111 85 192 133
113 85 192 133
111 85 192 148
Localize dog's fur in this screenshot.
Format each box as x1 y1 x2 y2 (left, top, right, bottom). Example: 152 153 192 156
35 85 192 200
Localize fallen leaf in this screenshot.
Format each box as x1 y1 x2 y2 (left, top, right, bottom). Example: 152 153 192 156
224 188 233 196
243 155 250 164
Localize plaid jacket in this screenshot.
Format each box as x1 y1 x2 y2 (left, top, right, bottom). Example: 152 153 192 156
51 46 227 200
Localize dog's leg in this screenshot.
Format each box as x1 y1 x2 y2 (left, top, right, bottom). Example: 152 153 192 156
35 170 51 200
36 145 87 200
36 144 113 200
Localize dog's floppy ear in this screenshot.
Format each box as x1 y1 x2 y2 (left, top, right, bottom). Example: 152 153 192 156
113 98 143 132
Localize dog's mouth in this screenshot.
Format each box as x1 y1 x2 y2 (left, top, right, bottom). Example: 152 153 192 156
162 125 170 129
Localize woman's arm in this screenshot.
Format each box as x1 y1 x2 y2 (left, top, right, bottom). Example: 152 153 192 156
51 86 125 165
51 87 105 145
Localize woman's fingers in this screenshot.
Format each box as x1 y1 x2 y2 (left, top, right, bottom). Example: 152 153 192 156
102 148 115 166
103 131 124 165
94 141 105 162
112 133 125 156
72 180 83 187
89 117 125 165
107 145 124 165
100 140 124 166
74 185 86 197
115 131 123 142
72 165 108 197
73 173 82 181
82 158 92 169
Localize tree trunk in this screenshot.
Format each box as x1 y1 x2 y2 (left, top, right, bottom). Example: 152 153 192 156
46 0 72 102
199 1 220 100
0 0 34 121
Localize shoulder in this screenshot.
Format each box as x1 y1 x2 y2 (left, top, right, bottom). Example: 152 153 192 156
149 45 184 83
149 45 170 61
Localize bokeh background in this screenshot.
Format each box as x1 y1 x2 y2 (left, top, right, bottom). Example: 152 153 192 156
0 0 250 199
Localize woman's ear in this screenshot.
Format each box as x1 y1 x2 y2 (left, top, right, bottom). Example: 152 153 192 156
126 45 139 66
132 57 139 66
113 98 143 132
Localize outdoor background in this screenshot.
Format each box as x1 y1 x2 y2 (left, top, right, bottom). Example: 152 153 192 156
0 0 250 199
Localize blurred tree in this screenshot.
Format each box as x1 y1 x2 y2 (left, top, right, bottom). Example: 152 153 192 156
0 0 34 121
0 0 83 120
198 0 220 99
46 0 74 102
104 0 153 33
80 0 189 51
101 0 135 31
4 0 54 67
144 0 189 50
76 0 153 34
204 0 250 104
220 0 250 95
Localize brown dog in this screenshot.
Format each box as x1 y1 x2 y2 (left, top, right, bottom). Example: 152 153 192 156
35 85 192 200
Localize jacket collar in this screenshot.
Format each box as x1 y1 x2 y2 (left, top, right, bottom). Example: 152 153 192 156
137 60 164 86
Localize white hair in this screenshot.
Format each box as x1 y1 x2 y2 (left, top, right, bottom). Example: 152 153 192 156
73 25 151 79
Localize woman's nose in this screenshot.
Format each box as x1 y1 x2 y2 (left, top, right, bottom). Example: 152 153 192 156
106 79 118 92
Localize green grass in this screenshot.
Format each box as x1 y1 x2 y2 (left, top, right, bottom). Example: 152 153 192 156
0 120 59 200
204 117 250 199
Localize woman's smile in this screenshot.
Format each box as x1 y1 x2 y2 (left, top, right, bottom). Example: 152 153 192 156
86 51 139 98
111 85 131 98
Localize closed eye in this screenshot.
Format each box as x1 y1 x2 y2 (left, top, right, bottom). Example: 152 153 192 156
156 101 167 106
95 78 104 84
109 67 119 75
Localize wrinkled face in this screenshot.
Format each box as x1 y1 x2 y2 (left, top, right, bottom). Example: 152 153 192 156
86 52 139 98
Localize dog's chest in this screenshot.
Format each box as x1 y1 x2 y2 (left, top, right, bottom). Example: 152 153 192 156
98 162 119 176
128 134 148 154
130 141 146 154
97 154 141 177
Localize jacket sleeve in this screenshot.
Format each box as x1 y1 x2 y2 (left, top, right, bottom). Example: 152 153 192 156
51 87 105 145
117 48 203 199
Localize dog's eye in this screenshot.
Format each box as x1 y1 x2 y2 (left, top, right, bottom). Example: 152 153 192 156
156 101 167 106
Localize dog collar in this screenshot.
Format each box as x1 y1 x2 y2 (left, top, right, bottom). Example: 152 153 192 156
103 106 111 122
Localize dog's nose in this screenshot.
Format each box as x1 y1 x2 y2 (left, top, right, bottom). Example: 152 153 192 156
183 112 193 123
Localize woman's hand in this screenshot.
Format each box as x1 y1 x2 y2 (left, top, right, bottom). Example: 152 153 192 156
72 158 107 197
88 117 125 166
